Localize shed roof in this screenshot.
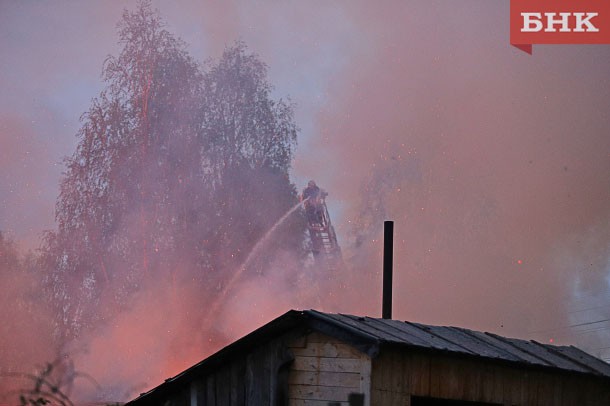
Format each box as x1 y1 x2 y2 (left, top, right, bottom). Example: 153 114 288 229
308 311 610 377
127 309 610 404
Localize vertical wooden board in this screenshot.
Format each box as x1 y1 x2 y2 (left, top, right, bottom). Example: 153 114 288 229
459 359 479 401
421 354 431 398
369 353 386 406
458 358 472 400
591 378 610 406
389 350 405 395
397 352 410 394
408 352 430 397
432 355 463 400
514 370 526 406
435 357 450 400
389 360 410 406
196 377 207 406
364 354 388 406
245 351 255 406
500 367 512 405
537 370 552 406
389 392 402 406
190 381 198 406
389 390 400 406
560 375 579 406
397 391 410 406
369 389 381 406
406 353 418 396
536 371 554 406
505 368 523 406
498 367 517 405
384 351 396 396
579 377 592 406
370 356 384 392
395 351 409 395
598 378 610 405
381 352 393 393
230 360 245 406
507 371 517 405
446 357 466 401
599 378 610 404
525 371 538 406
378 389 388 406
583 378 607 406
180 386 191 406
491 364 504 405
575 376 591 405
359 355 372 406
206 374 216 406
551 374 562 406
375 352 389 393
405 353 417 396
263 349 274 406
215 367 231 406
543 373 554 406
428 355 442 399
257 348 269 404
475 363 485 402
481 364 495 402
246 348 271 405
463 360 482 402
385 356 401 406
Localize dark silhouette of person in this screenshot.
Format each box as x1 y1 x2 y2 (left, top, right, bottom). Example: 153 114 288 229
302 180 320 202
302 180 324 225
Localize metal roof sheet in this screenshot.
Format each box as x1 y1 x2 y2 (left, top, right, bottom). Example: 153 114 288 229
307 310 610 378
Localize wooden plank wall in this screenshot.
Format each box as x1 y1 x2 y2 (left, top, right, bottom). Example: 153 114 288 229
195 338 292 406
178 360 246 406
157 331 373 406
287 332 371 406
370 348 610 406
157 333 293 406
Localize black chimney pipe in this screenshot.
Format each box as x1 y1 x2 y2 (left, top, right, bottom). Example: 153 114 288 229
382 220 394 319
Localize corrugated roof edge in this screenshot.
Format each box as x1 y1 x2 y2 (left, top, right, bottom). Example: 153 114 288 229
309 312 610 378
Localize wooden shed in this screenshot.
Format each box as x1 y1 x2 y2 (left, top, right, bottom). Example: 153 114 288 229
125 310 610 406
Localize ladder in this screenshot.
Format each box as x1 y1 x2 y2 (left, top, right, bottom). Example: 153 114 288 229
306 197 342 270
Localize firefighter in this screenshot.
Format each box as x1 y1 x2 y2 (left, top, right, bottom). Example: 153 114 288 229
302 180 324 226
302 180 320 202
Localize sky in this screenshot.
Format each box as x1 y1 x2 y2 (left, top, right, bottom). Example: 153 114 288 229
1 0 610 401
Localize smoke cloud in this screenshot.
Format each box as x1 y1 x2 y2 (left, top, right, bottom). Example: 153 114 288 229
1 1 609 403
316 3 610 342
